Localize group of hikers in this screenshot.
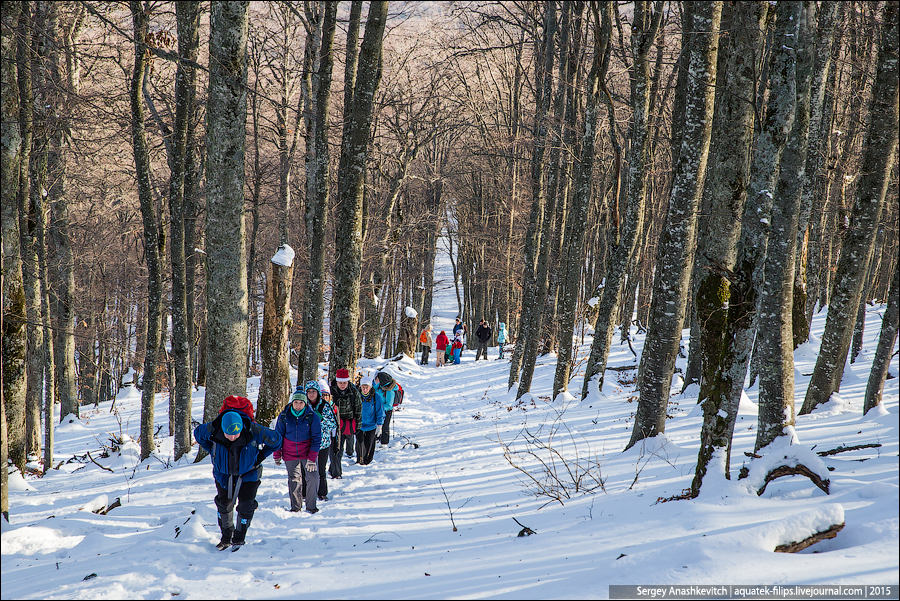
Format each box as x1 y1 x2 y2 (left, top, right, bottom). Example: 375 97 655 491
419 317 509 367
193 368 402 550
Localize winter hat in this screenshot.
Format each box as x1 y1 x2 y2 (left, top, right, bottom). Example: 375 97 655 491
335 368 351 382
290 390 307 404
318 379 331 395
222 411 243 435
374 372 394 388
304 380 321 395
360 375 374 388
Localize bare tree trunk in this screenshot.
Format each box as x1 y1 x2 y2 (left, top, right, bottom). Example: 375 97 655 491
552 2 614 400
510 3 555 393
582 0 663 399
300 2 337 385
689 0 771 492
130 1 162 461
2 1 27 475
755 2 817 452
627 2 722 449
331 1 388 377
516 1 558 399
16 4 42 460
171 0 200 461
202 0 251 426
792 1 840 348
864 262 899 413
801 3 899 415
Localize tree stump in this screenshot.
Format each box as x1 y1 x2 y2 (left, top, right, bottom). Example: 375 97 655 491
398 308 418 358
257 251 294 425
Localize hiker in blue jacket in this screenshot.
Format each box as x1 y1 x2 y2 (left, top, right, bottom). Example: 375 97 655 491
357 374 384 465
194 409 282 549
374 371 398 445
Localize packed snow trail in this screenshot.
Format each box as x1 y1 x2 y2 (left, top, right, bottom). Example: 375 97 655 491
2 245 898 598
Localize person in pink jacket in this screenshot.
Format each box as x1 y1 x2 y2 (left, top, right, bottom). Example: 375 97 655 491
435 330 449 367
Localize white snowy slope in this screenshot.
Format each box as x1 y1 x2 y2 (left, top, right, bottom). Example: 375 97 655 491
2 243 898 600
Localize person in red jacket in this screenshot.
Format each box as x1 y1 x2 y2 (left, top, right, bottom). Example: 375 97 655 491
435 330 449 367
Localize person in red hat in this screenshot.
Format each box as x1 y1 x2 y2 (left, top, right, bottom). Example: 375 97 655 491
330 368 362 469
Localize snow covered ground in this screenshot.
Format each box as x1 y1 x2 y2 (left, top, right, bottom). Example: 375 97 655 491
2 247 898 599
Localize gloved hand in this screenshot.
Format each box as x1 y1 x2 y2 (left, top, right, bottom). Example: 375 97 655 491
274 458 282 466
305 461 317 472
375 425 383 438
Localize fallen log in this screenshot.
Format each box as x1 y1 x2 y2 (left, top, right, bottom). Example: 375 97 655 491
775 522 844 553
757 464 830 496
816 443 882 457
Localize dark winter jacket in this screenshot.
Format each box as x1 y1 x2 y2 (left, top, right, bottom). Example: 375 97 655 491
436 331 449 351
330 379 362 423
273 403 321 463
359 386 385 432
475 323 492 343
194 410 282 489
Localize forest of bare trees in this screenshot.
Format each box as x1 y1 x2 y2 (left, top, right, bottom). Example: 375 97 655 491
2 1 897 519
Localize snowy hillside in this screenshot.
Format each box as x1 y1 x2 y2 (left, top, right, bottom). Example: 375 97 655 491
2 245 898 599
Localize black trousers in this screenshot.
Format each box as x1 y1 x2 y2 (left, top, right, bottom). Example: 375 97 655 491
215 479 260 523
328 436 342 479
380 409 393 444
358 429 377 465
420 346 430 365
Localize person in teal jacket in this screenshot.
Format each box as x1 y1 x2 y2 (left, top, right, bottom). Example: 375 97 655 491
373 371 398 445
357 375 384 465
497 322 508 359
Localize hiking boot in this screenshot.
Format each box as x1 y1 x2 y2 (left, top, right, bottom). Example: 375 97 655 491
306 507 319 515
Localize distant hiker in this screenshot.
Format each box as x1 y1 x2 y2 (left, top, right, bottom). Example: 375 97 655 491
497 322 508 359
331 368 362 464
453 316 466 340
474 318 492 361
357 374 384 465
374 371 399 445
419 324 433 365
305 380 339 501
194 398 282 548
273 390 322 514
452 333 463 365
435 330 449 367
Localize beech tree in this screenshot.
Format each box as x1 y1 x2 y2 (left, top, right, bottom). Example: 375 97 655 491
627 1 722 450
202 0 251 423
801 2 899 416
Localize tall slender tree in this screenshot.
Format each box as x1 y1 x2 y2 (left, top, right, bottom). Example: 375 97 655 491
130 1 163 461
581 0 664 400
170 0 200 461
801 2 899 416
202 0 251 424
627 1 723 450
331 1 389 378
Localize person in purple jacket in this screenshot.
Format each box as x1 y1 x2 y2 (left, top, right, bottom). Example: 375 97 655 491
274 390 322 514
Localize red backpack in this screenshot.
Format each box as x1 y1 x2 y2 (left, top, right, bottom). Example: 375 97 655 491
393 383 404 408
218 395 255 421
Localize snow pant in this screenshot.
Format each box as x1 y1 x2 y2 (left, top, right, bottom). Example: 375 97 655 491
445 347 452 363
340 418 356 457
420 346 430 365
316 447 330 498
475 340 489 360
453 348 461 364
498 343 505 359
284 459 317 512
215 479 260 544
358 428 377 465
328 436 342 479
380 409 394 445
297 458 320 511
